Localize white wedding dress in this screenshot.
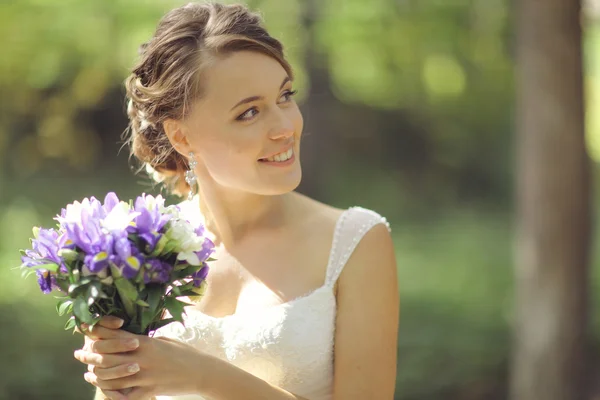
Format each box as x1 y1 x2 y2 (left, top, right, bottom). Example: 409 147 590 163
154 206 390 400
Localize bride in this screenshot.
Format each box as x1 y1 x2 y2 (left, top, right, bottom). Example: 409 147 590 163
73 2 399 399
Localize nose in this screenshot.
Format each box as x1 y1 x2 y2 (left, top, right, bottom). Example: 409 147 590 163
267 108 295 140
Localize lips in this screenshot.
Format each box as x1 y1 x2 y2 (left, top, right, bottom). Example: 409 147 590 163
258 142 294 161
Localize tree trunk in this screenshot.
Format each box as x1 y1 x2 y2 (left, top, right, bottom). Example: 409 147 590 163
295 0 336 201
511 1 592 400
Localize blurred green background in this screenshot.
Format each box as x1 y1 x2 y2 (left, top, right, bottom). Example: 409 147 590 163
0 0 598 399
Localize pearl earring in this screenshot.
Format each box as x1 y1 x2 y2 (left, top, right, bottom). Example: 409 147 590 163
185 152 198 201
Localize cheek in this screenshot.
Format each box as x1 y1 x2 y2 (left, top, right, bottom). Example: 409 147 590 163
291 106 303 137
198 132 259 171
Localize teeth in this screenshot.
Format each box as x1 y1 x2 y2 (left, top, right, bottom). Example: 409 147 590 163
264 148 293 163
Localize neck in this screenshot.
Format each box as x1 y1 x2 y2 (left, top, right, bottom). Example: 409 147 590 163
192 181 290 247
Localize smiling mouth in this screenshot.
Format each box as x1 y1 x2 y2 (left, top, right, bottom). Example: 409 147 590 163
258 147 294 163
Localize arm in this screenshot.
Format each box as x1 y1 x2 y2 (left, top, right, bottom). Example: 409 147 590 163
200 224 399 400
332 224 399 398
199 355 309 400
94 388 157 400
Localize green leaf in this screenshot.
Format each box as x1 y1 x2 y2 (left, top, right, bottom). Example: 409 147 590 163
140 285 164 333
174 262 189 271
57 249 79 263
64 316 76 331
56 299 73 316
114 278 137 318
164 297 187 323
21 262 60 273
135 299 149 307
21 269 36 279
85 282 104 306
178 281 194 292
114 277 138 301
110 264 123 278
55 278 70 292
73 296 94 325
150 317 176 331
171 265 201 280
78 277 92 286
170 285 181 296
162 240 178 254
178 289 204 298
68 282 89 297
150 235 168 257
146 285 163 312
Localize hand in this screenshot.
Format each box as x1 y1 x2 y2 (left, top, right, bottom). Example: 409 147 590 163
76 317 140 400
74 319 210 400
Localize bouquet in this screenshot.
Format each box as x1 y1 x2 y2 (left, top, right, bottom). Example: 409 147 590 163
19 192 214 335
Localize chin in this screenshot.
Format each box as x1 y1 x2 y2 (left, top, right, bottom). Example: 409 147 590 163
259 169 302 196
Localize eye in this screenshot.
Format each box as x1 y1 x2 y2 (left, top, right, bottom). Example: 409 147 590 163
236 107 259 121
279 89 298 103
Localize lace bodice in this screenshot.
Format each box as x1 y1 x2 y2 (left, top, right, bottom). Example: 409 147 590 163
154 207 390 400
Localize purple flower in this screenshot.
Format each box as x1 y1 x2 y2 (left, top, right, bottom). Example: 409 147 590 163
134 194 171 232
194 237 215 264
103 192 120 214
36 270 54 294
65 216 115 275
113 234 143 279
57 194 139 277
194 224 205 237
21 228 62 269
143 259 172 283
129 194 172 253
192 264 209 288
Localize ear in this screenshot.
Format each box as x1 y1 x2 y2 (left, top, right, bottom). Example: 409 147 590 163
163 118 191 157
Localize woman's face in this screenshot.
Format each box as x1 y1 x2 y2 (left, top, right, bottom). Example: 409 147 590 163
183 50 303 196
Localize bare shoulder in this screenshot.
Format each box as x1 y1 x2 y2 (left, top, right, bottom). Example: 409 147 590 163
336 205 395 290
287 191 346 230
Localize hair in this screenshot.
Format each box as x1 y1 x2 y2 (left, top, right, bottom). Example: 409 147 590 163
124 2 293 196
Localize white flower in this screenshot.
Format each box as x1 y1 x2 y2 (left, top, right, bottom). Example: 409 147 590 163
138 193 167 212
165 219 205 264
58 200 86 225
101 202 138 232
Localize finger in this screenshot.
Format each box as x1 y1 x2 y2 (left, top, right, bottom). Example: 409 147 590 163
87 325 134 340
88 338 140 354
73 350 123 368
91 363 140 381
84 372 137 391
100 390 128 400
83 335 94 352
126 387 154 400
74 323 92 335
98 316 125 329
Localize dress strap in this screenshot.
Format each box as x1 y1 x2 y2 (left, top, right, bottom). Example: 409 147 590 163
324 207 391 288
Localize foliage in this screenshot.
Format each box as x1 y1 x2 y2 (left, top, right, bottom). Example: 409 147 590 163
0 0 516 208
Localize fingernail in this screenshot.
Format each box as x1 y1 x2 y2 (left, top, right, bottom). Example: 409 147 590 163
127 338 139 349
127 363 140 373
73 350 81 358
117 318 124 327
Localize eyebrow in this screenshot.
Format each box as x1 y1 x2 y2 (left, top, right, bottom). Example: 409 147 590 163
229 76 292 111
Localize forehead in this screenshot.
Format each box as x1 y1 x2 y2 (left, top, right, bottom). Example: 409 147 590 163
199 51 289 106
